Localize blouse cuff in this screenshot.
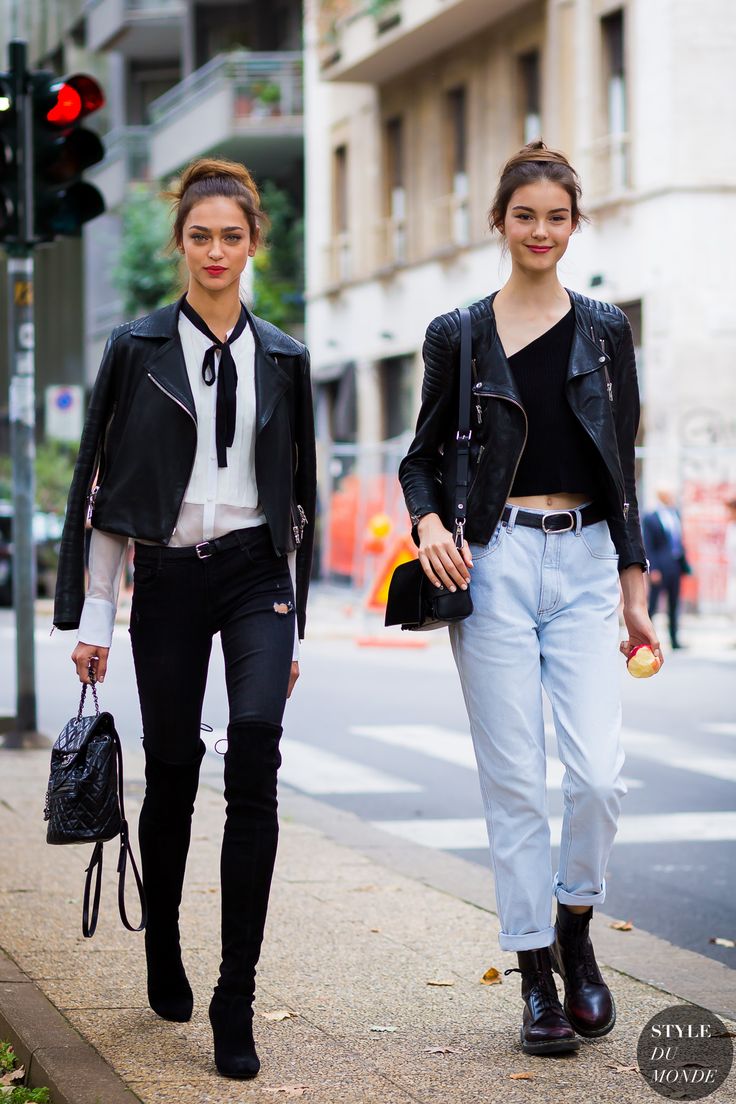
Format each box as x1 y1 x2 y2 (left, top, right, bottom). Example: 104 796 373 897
77 598 116 649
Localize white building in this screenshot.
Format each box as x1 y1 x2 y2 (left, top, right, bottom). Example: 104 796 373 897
305 0 736 605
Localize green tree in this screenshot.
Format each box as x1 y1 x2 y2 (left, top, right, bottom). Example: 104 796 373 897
0 440 76 514
113 185 181 317
252 180 304 332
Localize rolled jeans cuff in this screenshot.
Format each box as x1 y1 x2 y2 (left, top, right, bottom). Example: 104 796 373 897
554 880 606 908
498 925 556 952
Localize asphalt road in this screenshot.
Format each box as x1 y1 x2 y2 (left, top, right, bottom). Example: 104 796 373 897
1 599 734 966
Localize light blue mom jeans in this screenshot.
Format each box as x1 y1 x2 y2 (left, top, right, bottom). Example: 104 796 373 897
449 505 627 952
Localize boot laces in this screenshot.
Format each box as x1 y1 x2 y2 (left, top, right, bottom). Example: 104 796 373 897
505 966 559 1012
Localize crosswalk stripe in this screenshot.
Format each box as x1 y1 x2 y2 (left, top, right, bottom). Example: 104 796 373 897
371 811 736 850
700 722 736 739
352 724 643 790
620 727 736 784
206 729 421 795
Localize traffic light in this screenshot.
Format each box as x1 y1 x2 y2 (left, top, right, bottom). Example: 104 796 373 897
0 72 19 242
32 71 105 240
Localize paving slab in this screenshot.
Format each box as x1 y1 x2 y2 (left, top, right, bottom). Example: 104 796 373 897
0 748 734 1104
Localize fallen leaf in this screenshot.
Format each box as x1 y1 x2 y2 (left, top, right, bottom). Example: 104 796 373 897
263 1087 308 1098
509 1071 535 1080
0 1066 24 1086
480 967 502 985
370 1024 397 1033
606 1063 639 1073
609 919 634 931
261 1009 298 1022
709 937 736 948
426 979 455 987
425 1046 461 1055
370 928 381 933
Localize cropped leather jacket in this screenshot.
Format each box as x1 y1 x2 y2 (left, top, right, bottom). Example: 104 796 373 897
53 300 317 637
399 290 646 570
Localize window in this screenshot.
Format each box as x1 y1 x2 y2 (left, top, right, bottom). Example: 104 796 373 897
518 50 541 144
445 86 469 245
385 116 406 263
601 9 629 188
332 145 350 280
380 356 414 439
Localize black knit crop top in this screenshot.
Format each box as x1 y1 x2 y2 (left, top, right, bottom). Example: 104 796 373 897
507 308 604 498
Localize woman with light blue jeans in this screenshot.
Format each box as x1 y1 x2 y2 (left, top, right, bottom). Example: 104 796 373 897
399 141 662 1056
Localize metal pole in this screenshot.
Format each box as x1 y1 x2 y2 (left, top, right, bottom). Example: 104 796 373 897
3 40 44 748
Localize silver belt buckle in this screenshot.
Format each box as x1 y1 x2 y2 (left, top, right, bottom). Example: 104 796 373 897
542 510 575 534
195 541 213 560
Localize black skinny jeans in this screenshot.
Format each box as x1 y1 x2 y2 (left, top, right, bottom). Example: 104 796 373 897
129 524 295 764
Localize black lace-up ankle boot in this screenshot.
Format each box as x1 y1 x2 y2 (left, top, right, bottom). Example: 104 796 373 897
550 904 616 1037
505 947 580 1055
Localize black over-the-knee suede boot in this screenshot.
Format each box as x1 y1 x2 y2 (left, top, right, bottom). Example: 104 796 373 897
209 721 282 1080
138 739 206 1022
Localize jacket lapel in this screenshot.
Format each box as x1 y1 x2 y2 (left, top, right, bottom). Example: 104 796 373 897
246 309 291 432
145 338 197 422
133 300 197 422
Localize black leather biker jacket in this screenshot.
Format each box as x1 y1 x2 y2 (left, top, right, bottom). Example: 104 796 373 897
53 300 317 638
398 290 646 570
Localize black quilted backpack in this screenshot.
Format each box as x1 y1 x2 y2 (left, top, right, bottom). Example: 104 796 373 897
44 680 146 938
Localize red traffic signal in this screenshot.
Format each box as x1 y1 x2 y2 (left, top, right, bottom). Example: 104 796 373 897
45 75 104 127
32 70 106 240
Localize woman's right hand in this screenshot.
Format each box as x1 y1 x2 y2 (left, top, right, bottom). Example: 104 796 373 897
71 642 110 684
417 513 473 591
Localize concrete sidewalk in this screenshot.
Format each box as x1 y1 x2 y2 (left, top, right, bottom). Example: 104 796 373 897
0 748 734 1104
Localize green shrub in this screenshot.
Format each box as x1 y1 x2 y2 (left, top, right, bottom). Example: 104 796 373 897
0 1041 52 1102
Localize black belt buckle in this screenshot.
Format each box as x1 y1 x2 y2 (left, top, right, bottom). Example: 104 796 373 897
195 541 214 560
542 510 575 534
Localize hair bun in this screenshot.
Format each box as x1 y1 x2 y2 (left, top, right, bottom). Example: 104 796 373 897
174 157 259 202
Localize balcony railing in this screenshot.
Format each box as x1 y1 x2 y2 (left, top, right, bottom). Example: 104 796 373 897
324 232 353 286
101 125 151 179
588 132 631 200
149 51 303 130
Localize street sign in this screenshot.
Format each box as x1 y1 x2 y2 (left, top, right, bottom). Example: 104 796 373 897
45 384 83 441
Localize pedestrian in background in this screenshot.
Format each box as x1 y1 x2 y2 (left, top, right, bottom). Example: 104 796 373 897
400 140 661 1056
643 486 690 650
53 158 316 1080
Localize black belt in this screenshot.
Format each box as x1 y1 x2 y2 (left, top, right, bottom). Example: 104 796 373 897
501 502 607 533
134 524 268 562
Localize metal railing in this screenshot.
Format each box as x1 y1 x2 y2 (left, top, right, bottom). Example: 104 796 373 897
588 132 631 198
148 51 303 130
94 125 151 182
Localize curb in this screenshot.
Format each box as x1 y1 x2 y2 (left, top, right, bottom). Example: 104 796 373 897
0 948 140 1104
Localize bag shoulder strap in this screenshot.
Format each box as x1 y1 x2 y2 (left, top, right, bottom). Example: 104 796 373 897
81 727 147 938
453 306 473 549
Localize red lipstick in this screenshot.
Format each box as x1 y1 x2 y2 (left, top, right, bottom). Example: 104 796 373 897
205 266 226 274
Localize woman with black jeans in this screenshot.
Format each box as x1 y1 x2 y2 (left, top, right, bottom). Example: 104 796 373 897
54 158 316 1080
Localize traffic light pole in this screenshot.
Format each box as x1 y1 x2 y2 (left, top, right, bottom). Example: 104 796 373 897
2 40 43 749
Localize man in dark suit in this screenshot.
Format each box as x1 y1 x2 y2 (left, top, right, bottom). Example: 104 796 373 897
643 487 690 650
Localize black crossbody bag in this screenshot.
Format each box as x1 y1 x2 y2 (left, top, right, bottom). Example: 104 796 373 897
44 679 147 938
385 307 474 631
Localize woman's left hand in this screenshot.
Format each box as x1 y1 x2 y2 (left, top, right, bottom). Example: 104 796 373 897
287 660 300 698
620 604 664 668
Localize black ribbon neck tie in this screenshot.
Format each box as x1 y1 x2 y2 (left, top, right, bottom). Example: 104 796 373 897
180 297 248 468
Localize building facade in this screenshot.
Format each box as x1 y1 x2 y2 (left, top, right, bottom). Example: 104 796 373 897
0 0 305 420
305 0 736 604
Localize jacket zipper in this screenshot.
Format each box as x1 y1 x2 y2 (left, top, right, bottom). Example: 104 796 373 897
291 502 307 547
147 373 198 540
466 393 528 523
86 485 99 524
